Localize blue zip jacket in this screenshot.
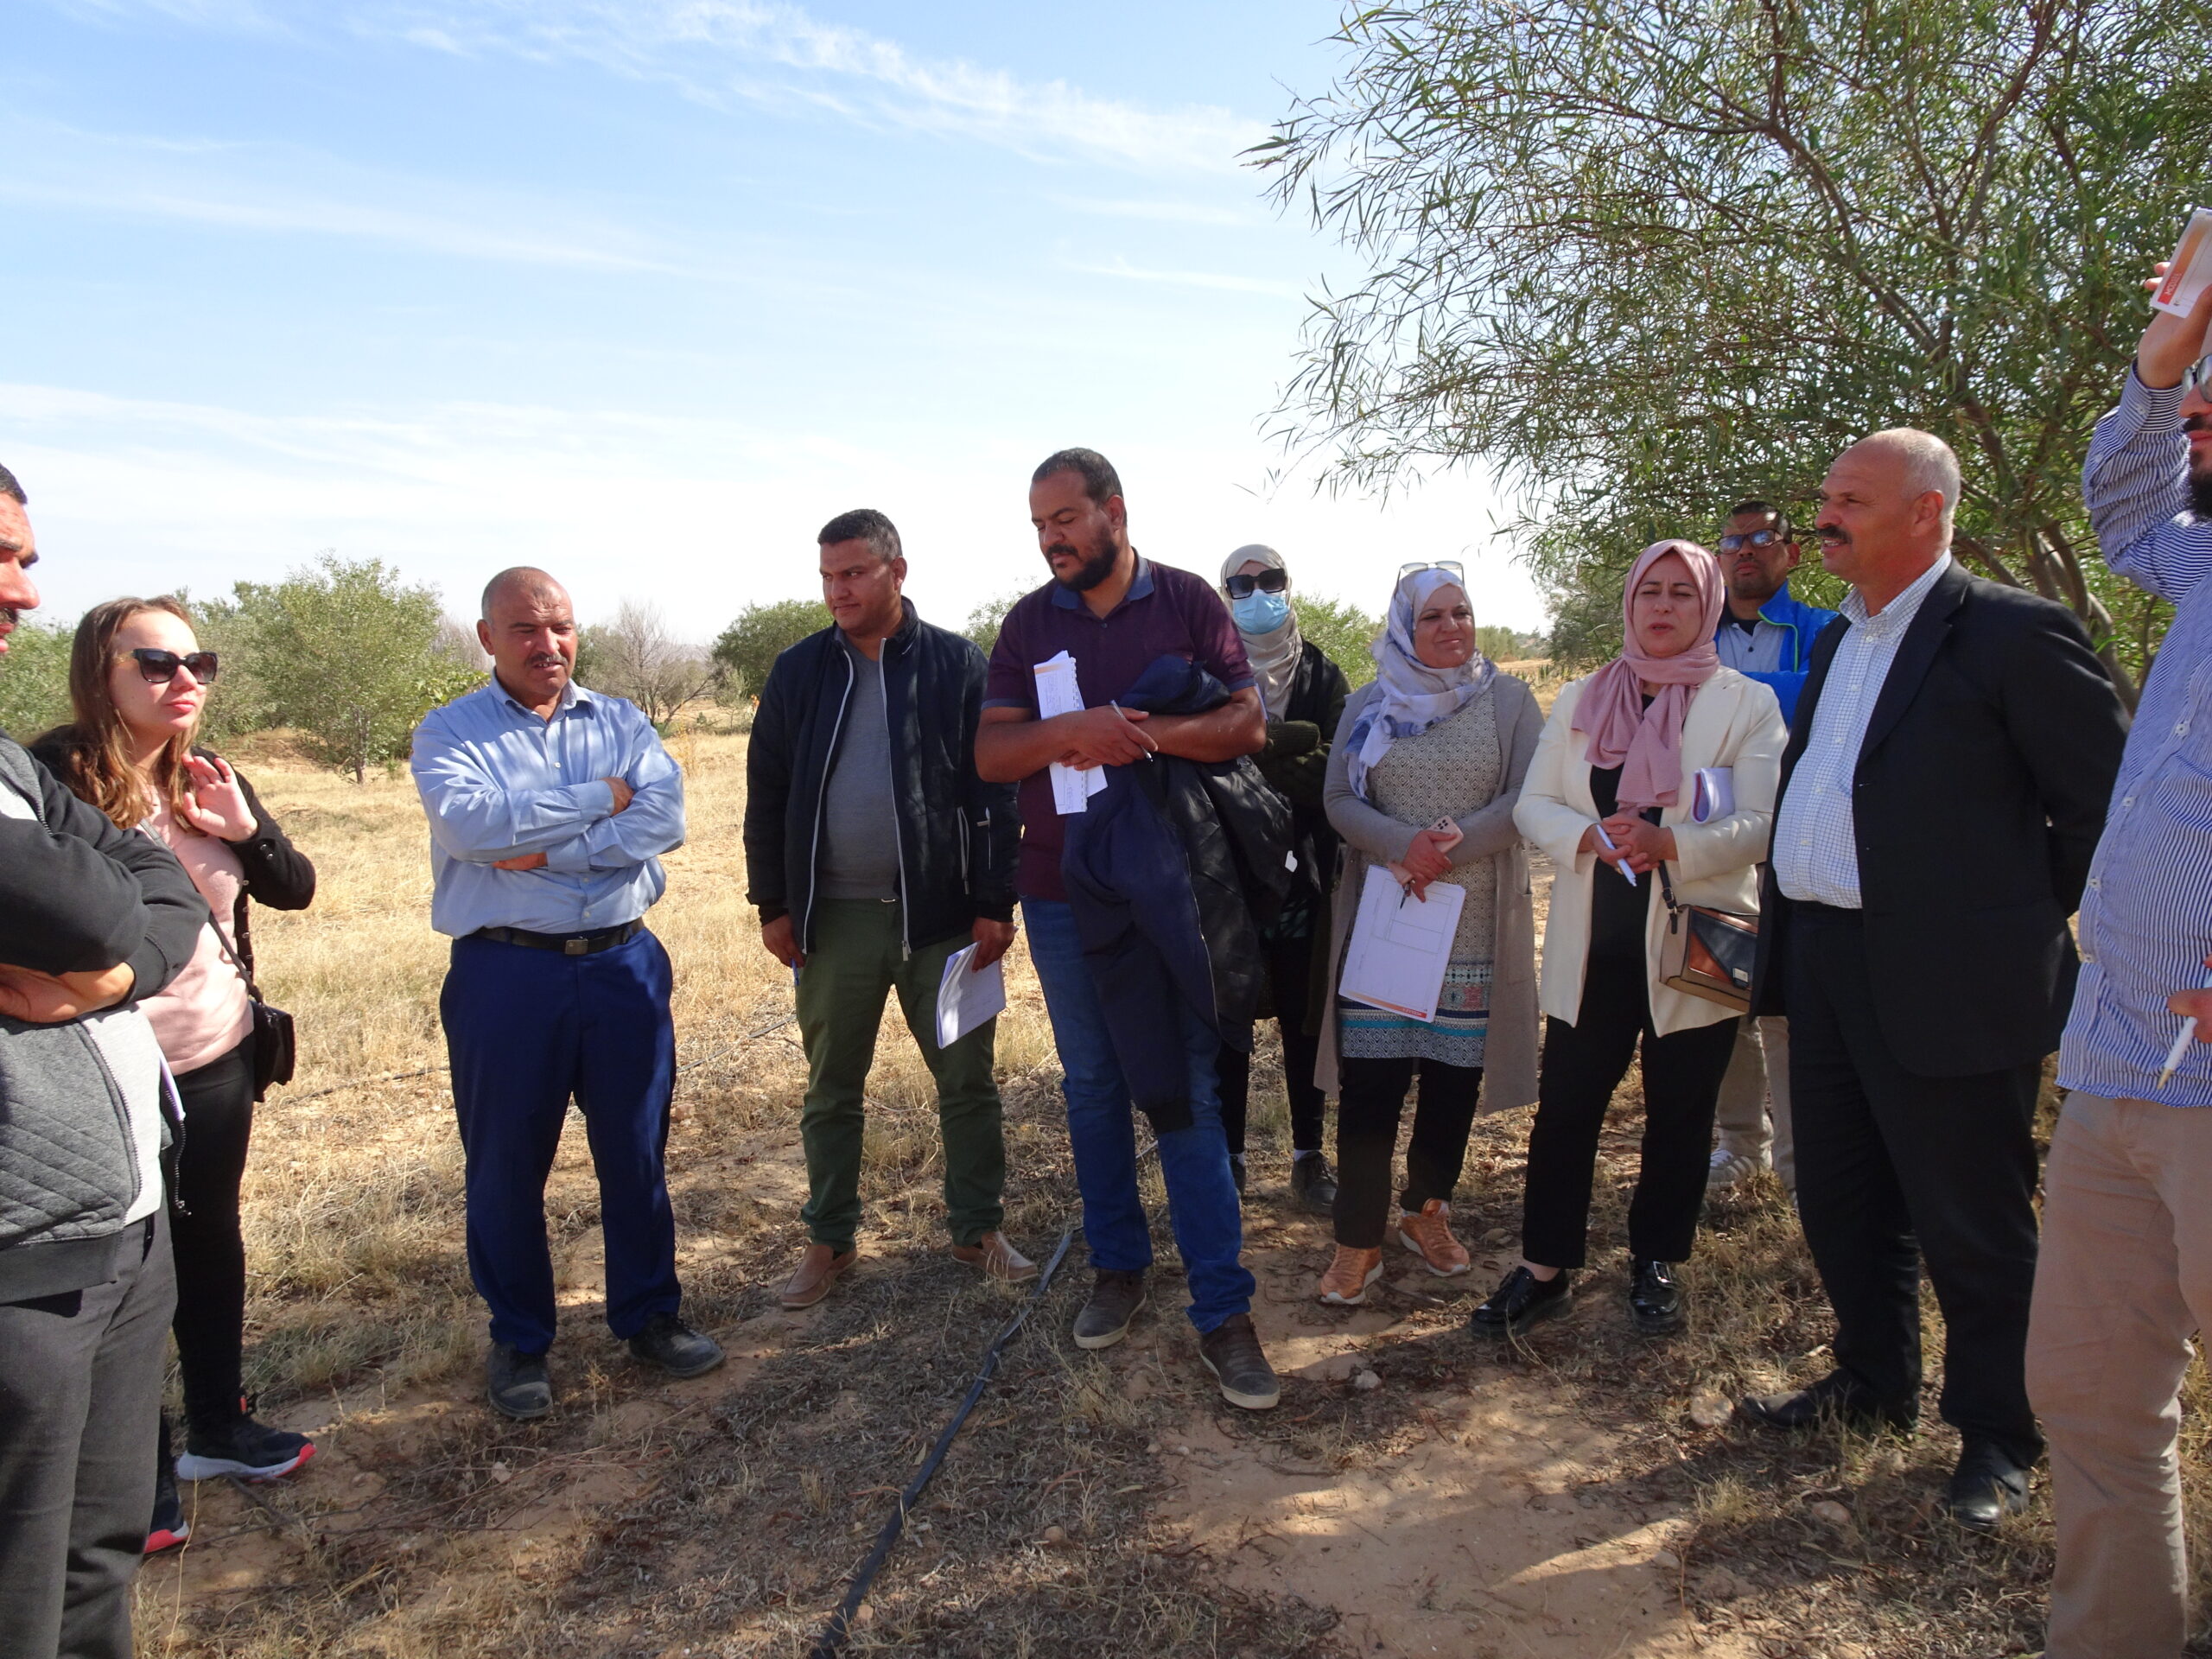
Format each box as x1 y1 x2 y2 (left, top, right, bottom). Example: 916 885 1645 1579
1735 588 1841 726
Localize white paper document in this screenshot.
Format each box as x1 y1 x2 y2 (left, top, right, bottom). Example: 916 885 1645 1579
1691 766 1735 824
1033 652 1109 816
2154 207 2212 318
935 944 1007 1048
1337 864 1466 1024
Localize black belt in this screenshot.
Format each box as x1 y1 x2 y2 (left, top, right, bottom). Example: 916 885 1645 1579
1791 900 1864 922
473 920 643 956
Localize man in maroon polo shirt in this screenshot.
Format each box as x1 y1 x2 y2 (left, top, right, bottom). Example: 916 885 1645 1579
976 448 1281 1411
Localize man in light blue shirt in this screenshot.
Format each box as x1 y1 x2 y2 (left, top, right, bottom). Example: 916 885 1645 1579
411 566 721 1421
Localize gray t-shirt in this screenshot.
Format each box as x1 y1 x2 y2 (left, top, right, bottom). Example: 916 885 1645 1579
817 638 901 901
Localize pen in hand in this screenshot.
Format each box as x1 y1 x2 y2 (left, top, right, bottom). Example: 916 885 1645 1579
2158 966 2212 1086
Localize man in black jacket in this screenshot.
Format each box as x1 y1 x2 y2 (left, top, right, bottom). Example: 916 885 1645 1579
1739 429 2127 1530
745 509 1026 1310
0 462 206 1659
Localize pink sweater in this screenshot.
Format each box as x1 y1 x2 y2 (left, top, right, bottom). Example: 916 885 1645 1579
138 798 254 1076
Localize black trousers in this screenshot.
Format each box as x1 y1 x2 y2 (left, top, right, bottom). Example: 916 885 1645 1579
0 1210 174 1659
1786 904 2044 1464
170 1034 256 1432
1521 952 1738 1270
1332 1056 1482 1249
1217 927 1326 1156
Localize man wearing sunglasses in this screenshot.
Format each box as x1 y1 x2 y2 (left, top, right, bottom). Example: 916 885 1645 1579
0 462 206 1659
2027 264 2212 1657
1705 503 1839 1201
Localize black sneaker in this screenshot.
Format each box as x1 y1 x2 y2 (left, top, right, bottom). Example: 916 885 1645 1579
147 1462 189 1553
1469 1265 1573 1337
486 1342 554 1420
1628 1258 1685 1336
626 1313 725 1379
1196 1312 1281 1410
1072 1268 1148 1351
175 1416 315 1482
1289 1152 1338 1215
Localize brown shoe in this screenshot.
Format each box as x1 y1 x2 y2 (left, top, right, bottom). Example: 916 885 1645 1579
1394 1199 1471 1277
1197 1312 1281 1410
950 1230 1039 1284
779 1243 856 1309
1316 1244 1384 1306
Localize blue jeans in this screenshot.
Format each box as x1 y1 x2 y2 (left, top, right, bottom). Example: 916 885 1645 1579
1022 899 1254 1332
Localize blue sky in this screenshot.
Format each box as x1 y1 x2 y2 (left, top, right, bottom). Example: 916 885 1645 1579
3 0 1544 639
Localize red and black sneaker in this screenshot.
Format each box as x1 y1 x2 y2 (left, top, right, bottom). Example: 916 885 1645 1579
147 1465 189 1554
175 1415 315 1483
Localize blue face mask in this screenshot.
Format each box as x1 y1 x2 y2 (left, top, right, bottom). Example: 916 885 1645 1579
1232 589 1292 633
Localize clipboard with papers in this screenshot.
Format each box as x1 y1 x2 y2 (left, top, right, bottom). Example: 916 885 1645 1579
1337 864 1465 1023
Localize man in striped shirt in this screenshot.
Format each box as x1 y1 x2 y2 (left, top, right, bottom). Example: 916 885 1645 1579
2028 265 2212 1659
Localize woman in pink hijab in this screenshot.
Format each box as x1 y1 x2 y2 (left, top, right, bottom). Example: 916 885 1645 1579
1473 541 1787 1342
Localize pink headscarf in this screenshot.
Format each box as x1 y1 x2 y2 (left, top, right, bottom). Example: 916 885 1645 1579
1575 539 1726 810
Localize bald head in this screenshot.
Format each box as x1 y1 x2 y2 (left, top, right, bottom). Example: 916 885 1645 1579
475 566 577 716
1815 428 1961 613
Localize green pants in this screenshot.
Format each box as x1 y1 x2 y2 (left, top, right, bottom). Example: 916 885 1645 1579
796 898 1006 1252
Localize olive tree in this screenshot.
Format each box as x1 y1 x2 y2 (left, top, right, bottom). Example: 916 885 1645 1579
1258 0 2212 696
710 597 832 705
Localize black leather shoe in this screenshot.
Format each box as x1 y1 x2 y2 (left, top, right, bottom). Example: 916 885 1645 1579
1469 1265 1573 1337
1289 1153 1338 1216
627 1313 725 1379
1738 1368 1916 1434
1942 1440 2031 1533
486 1343 553 1420
1628 1258 1684 1337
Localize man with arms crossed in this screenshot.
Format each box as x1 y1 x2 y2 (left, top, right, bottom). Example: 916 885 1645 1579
1740 430 2126 1529
2027 265 2212 1657
1707 501 1837 1198
745 509 1029 1308
977 448 1280 1410
0 462 204 1659
412 567 721 1420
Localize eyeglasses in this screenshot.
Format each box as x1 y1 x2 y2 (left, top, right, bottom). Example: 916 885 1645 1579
1717 528 1788 552
1396 560 1465 582
2185 353 2212 401
130 648 219 684
1224 569 1290 600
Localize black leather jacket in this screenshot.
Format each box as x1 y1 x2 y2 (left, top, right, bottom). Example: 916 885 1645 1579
744 601 1020 956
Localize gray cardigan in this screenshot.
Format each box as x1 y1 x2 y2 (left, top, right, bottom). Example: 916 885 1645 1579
1313 674 1546 1110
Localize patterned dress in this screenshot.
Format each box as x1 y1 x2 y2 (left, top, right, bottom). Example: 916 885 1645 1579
1338 685 1503 1068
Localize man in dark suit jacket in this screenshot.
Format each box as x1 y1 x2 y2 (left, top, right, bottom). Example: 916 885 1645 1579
1738 429 2127 1531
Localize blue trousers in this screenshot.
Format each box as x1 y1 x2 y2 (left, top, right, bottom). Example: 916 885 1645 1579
442 929 682 1354
1022 899 1253 1333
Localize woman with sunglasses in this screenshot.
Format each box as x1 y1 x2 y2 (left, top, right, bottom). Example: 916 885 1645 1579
1213 546 1351 1212
33 597 317 1552
1311 564 1544 1302
1472 542 1783 1340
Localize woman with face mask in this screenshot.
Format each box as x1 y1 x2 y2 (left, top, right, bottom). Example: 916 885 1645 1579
1214 546 1350 1212
1312 565 1545 1303
33 597 319 1554
1473 542 1784 1341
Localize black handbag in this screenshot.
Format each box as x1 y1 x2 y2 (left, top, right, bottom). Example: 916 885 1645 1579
224 895 296 1102
1655 861 1758 1014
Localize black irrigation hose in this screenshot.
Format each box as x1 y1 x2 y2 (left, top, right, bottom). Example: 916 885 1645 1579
806 1224 1079 1659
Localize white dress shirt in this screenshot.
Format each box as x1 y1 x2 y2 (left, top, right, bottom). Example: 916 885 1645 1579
1772 552 1953 907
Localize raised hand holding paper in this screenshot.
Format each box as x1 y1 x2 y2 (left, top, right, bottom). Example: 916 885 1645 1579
2153 208 2212 318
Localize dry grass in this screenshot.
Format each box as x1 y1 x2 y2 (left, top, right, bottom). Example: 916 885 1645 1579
130 728 2212 1658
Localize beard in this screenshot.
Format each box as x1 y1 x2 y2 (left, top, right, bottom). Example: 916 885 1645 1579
1048 534 1119 592
2192 465 2212 520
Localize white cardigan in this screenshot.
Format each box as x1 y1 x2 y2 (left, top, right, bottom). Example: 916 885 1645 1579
1512 668 1787 1037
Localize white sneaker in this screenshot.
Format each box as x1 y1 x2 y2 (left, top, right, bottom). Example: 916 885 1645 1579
1706 1147 1770 1191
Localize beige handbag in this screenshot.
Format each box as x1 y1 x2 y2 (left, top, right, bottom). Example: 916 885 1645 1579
1656 862 1758 1013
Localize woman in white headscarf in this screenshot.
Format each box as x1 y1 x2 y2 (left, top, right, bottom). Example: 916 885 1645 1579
1216 545 1350 1214
1312 565 1544 1304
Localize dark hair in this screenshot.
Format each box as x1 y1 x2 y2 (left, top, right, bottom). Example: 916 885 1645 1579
0 463 24 505
1032 448 1122 506
816 508 903 564
1727 499 1793 540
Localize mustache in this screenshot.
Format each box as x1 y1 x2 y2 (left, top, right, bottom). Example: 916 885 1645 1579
1046 543 1080 562
2187 412 2212 435
1814 523 1851 546
0 608 16 628
525 653 566 668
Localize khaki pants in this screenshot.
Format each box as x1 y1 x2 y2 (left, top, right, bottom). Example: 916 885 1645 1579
2028 1090 2212 1658
1713 1014 1794 1189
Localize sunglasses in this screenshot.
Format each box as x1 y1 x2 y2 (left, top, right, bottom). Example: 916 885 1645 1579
2185 353 2212 400
130 648 219 684
1224 569 1290 600
1717 528 1789 552
1397 560 1466 582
